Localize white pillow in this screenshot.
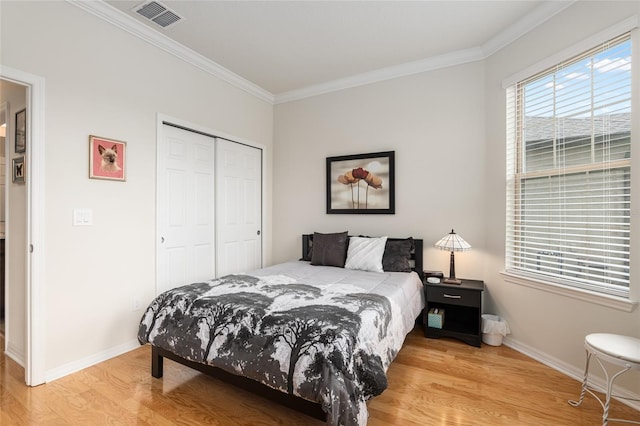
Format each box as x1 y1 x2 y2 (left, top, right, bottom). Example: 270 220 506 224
344 236 388 273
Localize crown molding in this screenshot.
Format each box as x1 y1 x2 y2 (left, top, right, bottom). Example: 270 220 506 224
275 1 576 104
67 0 274 104
481 1 576 57
68 0 576 105
274 47 484 104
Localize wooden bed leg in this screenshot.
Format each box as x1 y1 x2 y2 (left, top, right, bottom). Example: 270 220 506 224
151 346 163 378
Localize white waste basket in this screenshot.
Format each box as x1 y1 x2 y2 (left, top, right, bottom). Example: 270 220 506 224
481 314 510 346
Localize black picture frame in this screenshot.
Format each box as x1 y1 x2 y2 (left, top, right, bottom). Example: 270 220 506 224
15 108 26 153
326 151 395 214
12 156 25 184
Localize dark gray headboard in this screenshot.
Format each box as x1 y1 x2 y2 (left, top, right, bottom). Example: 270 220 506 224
301 234 423 281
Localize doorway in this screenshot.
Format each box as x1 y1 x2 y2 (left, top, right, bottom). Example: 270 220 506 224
0 81 27 365
0 101 6 341
0 68 46 386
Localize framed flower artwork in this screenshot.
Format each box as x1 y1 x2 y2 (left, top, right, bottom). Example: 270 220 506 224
326 151 395 214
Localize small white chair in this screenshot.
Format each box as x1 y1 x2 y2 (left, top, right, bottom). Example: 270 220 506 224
569 333 640 425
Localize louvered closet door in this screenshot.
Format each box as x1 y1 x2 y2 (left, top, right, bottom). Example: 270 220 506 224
215 138 262 277
158 124 216 294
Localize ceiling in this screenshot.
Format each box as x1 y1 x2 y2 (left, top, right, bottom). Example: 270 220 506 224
100 1 573 101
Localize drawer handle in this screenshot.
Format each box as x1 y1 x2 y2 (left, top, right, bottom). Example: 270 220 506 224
443 294 462 299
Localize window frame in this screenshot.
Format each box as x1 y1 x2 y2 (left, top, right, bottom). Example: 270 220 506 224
502 21 639 312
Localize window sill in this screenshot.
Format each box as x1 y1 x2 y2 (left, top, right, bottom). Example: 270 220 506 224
500 271 638 313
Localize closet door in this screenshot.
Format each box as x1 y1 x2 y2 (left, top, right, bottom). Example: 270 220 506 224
215 138 262 277
157 124 215 294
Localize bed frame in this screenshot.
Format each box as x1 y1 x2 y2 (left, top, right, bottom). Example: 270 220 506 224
151 345 326 419
150 234 424 421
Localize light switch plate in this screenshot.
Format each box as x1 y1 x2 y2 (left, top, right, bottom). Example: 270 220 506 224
73 208 93 226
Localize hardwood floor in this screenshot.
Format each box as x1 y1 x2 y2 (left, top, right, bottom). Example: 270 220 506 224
1 328 638 425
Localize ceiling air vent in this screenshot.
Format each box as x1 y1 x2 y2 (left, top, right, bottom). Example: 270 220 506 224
133 1 183 28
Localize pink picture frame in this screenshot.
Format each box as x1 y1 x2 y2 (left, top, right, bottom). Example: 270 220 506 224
89 135 126 181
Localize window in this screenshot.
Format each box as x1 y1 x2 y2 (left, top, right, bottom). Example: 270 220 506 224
506 33 632 298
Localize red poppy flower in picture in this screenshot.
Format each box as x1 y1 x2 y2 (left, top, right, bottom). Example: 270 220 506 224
89 135 126 181
327 151 395 214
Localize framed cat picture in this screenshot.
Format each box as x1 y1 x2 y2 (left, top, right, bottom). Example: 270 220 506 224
89 135 126 181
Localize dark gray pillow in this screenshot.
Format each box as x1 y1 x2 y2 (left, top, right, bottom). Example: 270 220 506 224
382 238 414 272
310 231 349 267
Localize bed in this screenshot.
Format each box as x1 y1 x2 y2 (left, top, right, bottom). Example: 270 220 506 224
138 233 424 426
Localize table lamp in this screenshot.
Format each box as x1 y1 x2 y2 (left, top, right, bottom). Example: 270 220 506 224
434 229 471 284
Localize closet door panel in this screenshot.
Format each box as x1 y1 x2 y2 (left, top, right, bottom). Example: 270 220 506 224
216 139 262 277
158 124 215 294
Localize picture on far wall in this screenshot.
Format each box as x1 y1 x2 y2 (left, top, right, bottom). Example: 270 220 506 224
15 108 26 153
12 156 25 184
89 135 126 181
326 151 395 214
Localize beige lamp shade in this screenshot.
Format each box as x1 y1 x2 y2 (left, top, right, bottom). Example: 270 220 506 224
434 229 471 284
434 229 471 252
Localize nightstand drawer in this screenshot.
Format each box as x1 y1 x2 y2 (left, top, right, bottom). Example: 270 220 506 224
427 286 480 308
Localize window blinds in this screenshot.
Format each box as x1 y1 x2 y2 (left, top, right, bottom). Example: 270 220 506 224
506 33 631 298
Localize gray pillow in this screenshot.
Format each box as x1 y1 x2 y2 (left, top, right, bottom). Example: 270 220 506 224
382 238 414 272
310 231 349 267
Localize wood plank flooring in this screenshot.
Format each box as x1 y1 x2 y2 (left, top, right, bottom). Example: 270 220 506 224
2 328 639 425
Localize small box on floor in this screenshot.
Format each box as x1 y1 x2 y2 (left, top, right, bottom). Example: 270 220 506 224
428 308 444 329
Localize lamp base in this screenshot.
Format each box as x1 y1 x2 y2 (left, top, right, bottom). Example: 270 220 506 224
443 278 462 285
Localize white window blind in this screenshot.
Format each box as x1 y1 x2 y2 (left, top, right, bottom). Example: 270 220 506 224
506 33 632 298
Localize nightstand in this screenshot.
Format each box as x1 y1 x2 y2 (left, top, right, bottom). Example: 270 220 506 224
423 278 484 347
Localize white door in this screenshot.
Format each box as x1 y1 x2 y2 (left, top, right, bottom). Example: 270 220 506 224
215 138 262 276
158 124 216 294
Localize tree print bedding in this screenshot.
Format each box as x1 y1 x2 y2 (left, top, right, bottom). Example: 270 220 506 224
138 261 424 426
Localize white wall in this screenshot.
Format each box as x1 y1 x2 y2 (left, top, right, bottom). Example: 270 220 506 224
273 61 487 279
484 1 640 396
0 1 273 376
274 0 640 400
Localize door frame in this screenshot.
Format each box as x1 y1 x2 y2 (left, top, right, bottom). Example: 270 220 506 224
156 113 266 295
0 66 46 386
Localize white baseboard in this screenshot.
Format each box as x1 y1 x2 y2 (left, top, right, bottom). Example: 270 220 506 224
503 336 640 412
45 339 140 383
5 342 25 368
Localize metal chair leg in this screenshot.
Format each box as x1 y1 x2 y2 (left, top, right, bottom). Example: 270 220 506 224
570 347 639 426
570 335 640 425
603 365 633 426
569 349 591 408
